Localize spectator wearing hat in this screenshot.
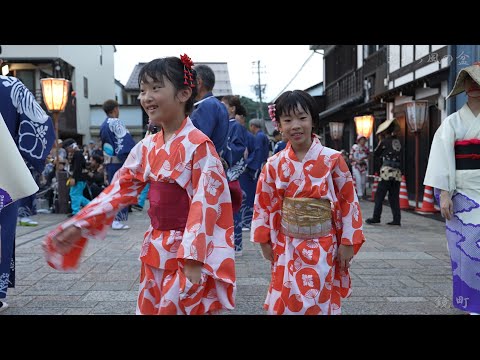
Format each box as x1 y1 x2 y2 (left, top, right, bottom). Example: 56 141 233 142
365 119 402 226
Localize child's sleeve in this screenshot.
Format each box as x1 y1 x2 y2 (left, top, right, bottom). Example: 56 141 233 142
177 141 235 285
332 154 365 255
43 141 148 270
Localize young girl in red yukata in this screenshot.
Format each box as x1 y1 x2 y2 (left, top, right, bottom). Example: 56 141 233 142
251 90 365 315
43 54 236 315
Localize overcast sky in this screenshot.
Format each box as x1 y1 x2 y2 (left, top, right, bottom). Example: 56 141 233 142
114 45 323 103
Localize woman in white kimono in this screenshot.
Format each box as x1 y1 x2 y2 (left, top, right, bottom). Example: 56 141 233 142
424 63 480 314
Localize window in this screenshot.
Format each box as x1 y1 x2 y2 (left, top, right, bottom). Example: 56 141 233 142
364 45 381 59
83 76 88 98
15 70 35 93
367 45 376 56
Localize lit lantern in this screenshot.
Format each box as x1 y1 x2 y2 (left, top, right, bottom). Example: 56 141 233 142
40 78 71 170
41 78 70 112
354 115 374 138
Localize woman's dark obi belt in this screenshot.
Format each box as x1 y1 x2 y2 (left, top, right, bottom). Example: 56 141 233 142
148 182 190 231
455 139 480 170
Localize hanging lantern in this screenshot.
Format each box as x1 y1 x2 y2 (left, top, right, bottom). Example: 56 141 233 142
41 78 70 112
405 100 428 133
329 122 344 140
354 115 374 138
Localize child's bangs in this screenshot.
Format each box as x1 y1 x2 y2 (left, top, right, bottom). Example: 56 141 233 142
277 94 311 117
138 60 166 86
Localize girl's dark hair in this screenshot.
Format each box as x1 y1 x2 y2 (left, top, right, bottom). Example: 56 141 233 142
138 57 198 115
236 103 247 117
273 90 319 125
221 95 243 115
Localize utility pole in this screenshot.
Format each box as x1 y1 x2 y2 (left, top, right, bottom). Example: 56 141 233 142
252 60 266 119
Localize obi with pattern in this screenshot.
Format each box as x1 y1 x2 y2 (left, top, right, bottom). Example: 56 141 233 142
280 197 333 239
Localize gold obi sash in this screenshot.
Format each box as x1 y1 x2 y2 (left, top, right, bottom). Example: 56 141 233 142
280 197 333 239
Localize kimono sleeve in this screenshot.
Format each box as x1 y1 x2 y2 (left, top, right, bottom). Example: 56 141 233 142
226 124 248 181
178 141 235 285
250 162 276 244
424 118 456 193
43 141 148 270
332 155 365 254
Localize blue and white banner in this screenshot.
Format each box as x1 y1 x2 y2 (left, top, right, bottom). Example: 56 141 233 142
0 113 38 213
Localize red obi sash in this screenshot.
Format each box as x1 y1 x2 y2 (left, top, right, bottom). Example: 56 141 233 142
148 182 190 231
228 180 242 214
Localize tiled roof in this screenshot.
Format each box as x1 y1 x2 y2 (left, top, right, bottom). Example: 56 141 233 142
125 63 147 90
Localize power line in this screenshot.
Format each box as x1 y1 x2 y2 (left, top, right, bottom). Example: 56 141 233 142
270 51 316 103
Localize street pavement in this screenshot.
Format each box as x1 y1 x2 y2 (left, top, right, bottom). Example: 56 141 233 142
1 199 462 315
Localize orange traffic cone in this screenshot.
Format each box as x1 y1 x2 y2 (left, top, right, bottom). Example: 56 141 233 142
415 185 439 213
371 172 379 201
399 175 411 209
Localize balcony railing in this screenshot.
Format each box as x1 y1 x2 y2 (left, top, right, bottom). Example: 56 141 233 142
325 68 363 109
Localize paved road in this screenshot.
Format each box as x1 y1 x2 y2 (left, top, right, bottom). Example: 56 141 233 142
1 200 461 315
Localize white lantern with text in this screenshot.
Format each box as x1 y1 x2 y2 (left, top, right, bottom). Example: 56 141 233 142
405 100 428 210
329 122 344 150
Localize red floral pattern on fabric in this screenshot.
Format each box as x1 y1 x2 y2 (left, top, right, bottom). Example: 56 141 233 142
44 117 235 315
250 137 365 315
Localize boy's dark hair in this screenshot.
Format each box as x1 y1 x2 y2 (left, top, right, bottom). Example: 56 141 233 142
138 57 198 115
103 99 118 116
194 64 215 91
273 90 320 125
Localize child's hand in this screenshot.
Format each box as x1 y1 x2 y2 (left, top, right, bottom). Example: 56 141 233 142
337 244 354 273
260 242 274 263
184 260 203 284
51 225 82 254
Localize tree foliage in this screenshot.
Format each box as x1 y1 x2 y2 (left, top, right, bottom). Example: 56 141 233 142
239 96 269 122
